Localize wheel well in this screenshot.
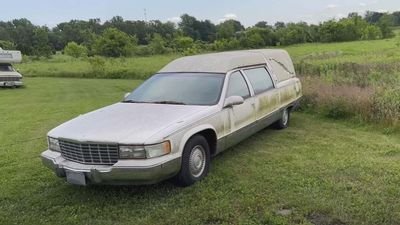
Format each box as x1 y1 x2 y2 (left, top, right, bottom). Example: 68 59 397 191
196 129 217 156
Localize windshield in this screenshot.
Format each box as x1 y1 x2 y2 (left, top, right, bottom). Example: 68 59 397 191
0 64 14 72
124 73 225 105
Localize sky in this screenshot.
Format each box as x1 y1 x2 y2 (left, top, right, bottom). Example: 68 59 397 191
1 0 400 27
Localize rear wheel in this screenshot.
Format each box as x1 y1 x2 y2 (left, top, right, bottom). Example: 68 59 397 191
274 108 290 129
174 135 210 187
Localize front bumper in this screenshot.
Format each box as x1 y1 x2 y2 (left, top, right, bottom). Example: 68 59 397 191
41 150 181 185
0 81 23 87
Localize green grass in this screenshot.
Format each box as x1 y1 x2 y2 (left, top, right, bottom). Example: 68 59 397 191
17 54 179 79
1 77 400 225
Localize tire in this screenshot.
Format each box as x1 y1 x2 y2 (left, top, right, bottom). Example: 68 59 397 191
274 108 290 130
174 134 210 187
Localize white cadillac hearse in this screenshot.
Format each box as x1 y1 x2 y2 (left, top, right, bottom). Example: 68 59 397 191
0 48 23 87
41 49 302 186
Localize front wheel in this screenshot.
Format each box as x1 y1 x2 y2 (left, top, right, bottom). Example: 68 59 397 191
274 108 290 129
174 135 210 187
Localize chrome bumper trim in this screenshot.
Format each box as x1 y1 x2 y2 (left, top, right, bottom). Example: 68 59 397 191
41 150 181 185
0 81 23 87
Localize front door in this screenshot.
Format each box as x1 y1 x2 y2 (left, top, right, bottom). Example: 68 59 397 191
224 71 256 147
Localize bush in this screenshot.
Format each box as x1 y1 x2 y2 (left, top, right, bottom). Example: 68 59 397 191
87 56 106 76
324 97 354 119
133 45 153 56
94 28 137 57
362 25 382 40
372 87 400 124
174 36 194 52
64 42 88 58
148 34 171 55
211 38 241 51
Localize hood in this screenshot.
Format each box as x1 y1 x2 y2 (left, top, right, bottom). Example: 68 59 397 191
48 103 209 144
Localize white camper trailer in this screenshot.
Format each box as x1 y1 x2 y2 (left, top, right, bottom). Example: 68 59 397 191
0 48 23 87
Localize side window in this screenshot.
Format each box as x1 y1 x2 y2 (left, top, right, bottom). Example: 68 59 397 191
243 67 274 95
226 71 250 99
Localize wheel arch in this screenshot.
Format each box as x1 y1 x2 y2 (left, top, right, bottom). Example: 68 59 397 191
179 125 218 156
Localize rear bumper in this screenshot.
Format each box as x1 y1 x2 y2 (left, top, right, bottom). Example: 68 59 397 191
0 81 23 87
41 150 181 185
291 97 301 110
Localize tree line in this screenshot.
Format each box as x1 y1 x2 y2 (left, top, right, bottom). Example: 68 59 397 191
0 11 398 57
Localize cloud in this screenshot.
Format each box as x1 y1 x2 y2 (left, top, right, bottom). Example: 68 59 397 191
335 13 346 19
167 16 181 24
326 4 338 9
218 13 238 23
359 2 367 7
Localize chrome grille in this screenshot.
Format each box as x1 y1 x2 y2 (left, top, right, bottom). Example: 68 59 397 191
59 140 119 165
0 76 20 82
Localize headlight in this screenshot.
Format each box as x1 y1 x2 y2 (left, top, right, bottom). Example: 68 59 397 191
48 137 60 152
119 146 146 159
119 141 171 159
145 141 171 158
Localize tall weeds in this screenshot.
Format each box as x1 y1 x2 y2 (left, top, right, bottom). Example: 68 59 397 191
299 76 399 126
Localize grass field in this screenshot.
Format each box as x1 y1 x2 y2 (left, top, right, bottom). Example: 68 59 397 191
1 78 400 225
17 54 178 79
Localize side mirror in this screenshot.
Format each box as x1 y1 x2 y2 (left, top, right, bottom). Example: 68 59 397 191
224 96 244 108
124 92 130 99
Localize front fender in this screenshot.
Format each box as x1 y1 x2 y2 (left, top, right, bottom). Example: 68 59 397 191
178 124 217 153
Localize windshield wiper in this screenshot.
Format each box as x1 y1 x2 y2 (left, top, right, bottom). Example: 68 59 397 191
121 100 151 104
150 101 186 105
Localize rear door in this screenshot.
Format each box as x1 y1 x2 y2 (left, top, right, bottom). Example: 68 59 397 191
242 67 280 123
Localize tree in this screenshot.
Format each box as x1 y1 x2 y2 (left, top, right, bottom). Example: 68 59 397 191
361 25 382 40
365 11 384 24
8 19 36 54
239 27 277 48
276 22 312 45
254 21 269 29
392 11 400 26
64 41 88 58
148 33 168 54
378 14 395 38
52 20 100 51
179 14 216 42
31 27 53 57
0 40 15 49
274 21 286 29
94 28 137 57
216 20 244 39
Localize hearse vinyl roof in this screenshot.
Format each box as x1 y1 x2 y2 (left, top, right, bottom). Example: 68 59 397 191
159 49 296 82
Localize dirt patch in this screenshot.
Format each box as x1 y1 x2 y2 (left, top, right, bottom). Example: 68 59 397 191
307 213 346 225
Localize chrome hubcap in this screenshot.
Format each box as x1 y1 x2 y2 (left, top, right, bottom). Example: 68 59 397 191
189 145 206 178
282 109 288 125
